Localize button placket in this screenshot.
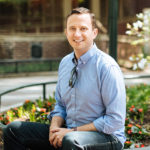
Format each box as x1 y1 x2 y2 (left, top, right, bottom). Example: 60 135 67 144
71 88 76 126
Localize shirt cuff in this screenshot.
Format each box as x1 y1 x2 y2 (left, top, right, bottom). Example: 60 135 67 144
47 110 66 120
93 116 105 133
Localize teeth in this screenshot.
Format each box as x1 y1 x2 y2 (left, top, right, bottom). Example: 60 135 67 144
74 40 82 42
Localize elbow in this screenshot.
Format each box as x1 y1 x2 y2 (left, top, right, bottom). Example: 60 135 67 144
104 120 125 134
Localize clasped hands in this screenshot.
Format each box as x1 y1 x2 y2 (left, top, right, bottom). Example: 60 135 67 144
49 127 73 148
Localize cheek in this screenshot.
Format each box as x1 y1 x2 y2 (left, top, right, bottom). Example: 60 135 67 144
67 32 73 39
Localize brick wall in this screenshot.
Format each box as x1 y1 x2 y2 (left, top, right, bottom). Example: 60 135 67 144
43 40 72 58
0 34 142 60
13 42 30 59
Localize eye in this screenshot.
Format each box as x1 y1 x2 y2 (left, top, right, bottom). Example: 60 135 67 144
81 27 87 31
70 27 76 31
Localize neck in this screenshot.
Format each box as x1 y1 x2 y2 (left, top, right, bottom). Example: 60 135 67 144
74 44 93 59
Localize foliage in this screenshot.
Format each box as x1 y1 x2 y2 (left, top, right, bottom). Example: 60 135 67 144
0 84 150 149
126 84 150 111
124 84 150 149
129 54 150 70
126 11 150 70
0 96 56 125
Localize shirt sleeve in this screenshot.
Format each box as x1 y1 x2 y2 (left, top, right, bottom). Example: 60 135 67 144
47 63 67 120
93 65 126 134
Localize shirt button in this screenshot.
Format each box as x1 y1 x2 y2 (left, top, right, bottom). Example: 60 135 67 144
71 94 75 97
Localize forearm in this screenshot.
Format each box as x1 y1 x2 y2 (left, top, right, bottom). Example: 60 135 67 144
76 122 97 131
50 116 65 130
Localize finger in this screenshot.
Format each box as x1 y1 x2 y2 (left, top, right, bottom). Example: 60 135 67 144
49 133 56 145
51 128 60 133
57 137 62 147
53 135 59 148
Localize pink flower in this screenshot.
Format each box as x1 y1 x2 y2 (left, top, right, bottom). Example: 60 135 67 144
25 99 30 104
127 130 132 134
141 144 144 147
40 108 46 113
128 124 133 127
129 108 134 112
138 108 143 112
135 144 139 148
125 141 132 144
139 131 142 134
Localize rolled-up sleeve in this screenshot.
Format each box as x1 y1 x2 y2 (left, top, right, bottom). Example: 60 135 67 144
93 65 126 134
47 82 66 120
47 61 67 121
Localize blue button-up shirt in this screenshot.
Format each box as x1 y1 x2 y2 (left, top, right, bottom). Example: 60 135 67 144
48 44 126 145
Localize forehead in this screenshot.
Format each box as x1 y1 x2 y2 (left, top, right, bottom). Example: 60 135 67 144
67 13 92 27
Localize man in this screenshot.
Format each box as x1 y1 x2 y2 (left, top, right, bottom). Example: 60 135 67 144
2 7 126 150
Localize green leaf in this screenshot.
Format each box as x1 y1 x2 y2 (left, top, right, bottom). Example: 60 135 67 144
131 126 139 133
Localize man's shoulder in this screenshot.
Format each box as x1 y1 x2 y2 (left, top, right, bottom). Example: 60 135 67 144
95 49 118 66
59 52 73 68
95 48 121 73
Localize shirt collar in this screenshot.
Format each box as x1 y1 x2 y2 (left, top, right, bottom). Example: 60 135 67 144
72 43 97 65
79 43 97 65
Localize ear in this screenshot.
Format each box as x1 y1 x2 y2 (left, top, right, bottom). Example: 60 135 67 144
93 28 98 39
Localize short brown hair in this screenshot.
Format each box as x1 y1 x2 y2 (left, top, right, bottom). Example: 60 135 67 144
66 7 96 29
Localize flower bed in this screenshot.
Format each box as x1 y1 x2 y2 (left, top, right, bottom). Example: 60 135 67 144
0 84 150 149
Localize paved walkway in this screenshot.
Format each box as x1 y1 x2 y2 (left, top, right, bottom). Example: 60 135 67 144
0 72 58 112
0 68 150 112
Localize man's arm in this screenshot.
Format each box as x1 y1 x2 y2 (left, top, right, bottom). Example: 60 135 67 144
93 65 126 134
75 122 97 131
49 116 65 147
50 116 65 130
49 118 97 148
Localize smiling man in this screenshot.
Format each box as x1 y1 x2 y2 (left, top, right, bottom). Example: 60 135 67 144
3 7 126 150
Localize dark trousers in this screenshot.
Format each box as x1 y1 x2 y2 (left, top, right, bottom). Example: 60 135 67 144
3 121 123 150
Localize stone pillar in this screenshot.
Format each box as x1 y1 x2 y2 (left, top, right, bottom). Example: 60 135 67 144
143 8 150 55
91 0 100 20
63 0 72 29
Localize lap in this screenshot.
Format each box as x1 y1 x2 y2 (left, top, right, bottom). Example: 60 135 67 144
4 122 123 150
3 121 54 150
4 121 49 138
62 131 123 150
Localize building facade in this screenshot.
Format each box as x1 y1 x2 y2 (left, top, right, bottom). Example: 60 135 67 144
0 0 149 60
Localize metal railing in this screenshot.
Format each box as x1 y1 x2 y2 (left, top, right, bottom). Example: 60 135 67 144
0 74 150 112
0 81 57 112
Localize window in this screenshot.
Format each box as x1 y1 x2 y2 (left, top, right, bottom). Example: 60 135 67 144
0 0 63 33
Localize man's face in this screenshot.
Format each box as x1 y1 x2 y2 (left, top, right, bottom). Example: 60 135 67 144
65 13 98 54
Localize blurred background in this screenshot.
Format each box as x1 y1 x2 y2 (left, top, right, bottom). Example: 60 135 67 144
0 0 150 74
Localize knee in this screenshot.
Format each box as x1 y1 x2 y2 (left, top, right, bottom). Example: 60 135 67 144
63 132 81 147
63 132 76 145
3 121 22 138
62 132 84 150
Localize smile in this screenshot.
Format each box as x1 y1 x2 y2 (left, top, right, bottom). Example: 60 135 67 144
73 40 83 43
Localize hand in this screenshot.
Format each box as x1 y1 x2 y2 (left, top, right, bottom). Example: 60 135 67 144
49 128 72 148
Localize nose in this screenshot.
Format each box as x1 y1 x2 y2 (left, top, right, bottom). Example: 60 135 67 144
74 29 81 37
